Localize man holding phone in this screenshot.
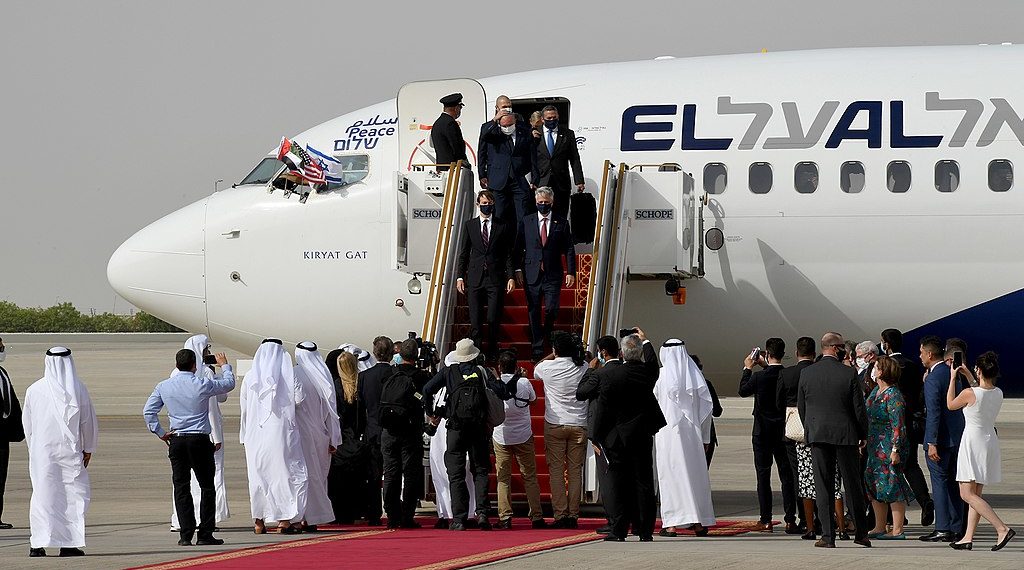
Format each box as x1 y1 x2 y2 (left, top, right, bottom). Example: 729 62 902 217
919 336 965 542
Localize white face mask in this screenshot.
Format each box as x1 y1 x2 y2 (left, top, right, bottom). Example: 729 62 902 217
499 106 512 114
871 370 880 383
391 354 403 365
500 124 516 136
856 357 868 371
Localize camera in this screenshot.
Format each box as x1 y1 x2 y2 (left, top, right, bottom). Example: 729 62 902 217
406 331 439 374
618 327 638 339
203 354 218 366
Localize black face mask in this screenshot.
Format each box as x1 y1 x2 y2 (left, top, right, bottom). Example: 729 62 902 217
479 204 494 216
536 203 552 215
544 119 558 130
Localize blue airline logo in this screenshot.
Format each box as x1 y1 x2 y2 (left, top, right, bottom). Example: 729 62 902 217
621 94 1024 151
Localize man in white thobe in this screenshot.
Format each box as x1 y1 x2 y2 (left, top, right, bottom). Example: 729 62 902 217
427 351 475 528
23 347 98 557
294 341 342 528
171 334 231 531
240 339 308 533
654 340 716 535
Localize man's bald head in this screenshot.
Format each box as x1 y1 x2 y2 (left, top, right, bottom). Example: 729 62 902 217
821 332 844 357
495 95 511 109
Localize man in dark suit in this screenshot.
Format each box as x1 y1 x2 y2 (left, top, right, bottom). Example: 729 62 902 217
535 105 585 219
456 190 515 358
797 332 871 548
0 337 25 529
431 93 469 171
478 98 539 226
576 335 622 535
880 328 933 526
356 336 395 526
776 336 816 534
514 187 576 360
739 338 797 533
589 330 665 542
918 335 965 542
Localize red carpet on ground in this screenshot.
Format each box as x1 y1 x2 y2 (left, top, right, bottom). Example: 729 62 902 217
127 518 605 570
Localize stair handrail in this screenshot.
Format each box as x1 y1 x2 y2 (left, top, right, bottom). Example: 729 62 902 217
422 162 471 350
582 161 627 348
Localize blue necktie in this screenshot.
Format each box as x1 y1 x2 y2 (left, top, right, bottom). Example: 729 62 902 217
546 129 555 156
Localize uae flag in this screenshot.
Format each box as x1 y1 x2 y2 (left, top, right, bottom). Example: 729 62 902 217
277 137 326 186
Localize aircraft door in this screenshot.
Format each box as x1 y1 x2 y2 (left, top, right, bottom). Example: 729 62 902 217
622 166 697 277
397 78 486 172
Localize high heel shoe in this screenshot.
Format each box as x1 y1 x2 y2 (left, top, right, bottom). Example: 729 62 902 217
949 541 972 550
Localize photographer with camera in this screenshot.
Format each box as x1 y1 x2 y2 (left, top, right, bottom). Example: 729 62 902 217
534 331 587 528
492 351 546 529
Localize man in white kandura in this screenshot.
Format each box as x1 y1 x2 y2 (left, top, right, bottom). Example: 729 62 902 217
294 341 342 530
171 334 231 532
23 347 98 558
654 340 716 537
240 339 308 534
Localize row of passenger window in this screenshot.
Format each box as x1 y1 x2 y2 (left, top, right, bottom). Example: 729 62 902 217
702 159 1014 195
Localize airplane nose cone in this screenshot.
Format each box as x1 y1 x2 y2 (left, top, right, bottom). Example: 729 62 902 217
107 198 208 333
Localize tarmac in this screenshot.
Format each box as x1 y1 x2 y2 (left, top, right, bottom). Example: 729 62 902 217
0 334 1021 569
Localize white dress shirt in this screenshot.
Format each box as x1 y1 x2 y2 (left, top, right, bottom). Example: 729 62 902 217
493 373 536 446
534 357 587 427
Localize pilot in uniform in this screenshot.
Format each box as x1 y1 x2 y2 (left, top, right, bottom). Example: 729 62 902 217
431 93 469 171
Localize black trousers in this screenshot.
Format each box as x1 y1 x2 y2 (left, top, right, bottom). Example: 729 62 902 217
444 426 491 524
904 441 931 508
811 443 868 542
365 436 383 522
595 446 616 525
550 185 571 220
467 278 504 356
752 430 797 524
168 435 216 539
328 462 366 524
783 439 804 524
493 181 535 229
381 429 423 524
525 276 561 353
605 435 656 539
0 441 8 521
705 423 717 468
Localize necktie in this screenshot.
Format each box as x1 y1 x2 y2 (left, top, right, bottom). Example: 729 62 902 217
482 219 489 249
546 129 555 156
540 217 548 247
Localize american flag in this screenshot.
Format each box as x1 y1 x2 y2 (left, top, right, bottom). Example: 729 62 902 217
277 137 326 186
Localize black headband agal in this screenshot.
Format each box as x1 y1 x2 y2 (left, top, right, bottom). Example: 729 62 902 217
46 348 72 356
261 338 283 345
662 341 685 347
297 342 318 351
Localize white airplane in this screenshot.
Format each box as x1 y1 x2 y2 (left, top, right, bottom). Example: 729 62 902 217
108 45 1024 396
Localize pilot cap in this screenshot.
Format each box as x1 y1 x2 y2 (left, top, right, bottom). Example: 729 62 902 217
440 93 463 106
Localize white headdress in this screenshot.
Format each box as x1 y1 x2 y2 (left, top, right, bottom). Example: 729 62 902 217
42 347 81 444
295 341 339 420
338 343 377 373
657 340 713 430
248 339 295 426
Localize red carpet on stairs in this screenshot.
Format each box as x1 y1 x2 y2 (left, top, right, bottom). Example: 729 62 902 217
127 518 605 570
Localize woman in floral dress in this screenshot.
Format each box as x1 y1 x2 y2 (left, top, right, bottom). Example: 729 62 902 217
864 355 914 539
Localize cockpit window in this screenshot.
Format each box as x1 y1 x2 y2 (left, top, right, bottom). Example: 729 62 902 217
239 158 284 186
323 154 370 191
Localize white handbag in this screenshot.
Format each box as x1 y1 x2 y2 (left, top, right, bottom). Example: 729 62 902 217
784 407 805 443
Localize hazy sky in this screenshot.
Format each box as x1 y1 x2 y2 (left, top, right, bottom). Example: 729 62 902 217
2 1 1022 312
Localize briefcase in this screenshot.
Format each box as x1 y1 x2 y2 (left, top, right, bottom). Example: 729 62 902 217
569 191 597 244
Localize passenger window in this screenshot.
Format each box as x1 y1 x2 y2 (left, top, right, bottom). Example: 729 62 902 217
794 162 818 194
887 161 911 193
749 162 772 194
989 159 1013 192
935 160 959 193
841 161 865 194
703 163 727 194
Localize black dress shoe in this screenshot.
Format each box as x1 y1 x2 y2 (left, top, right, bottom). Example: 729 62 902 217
196 537 225 546
496 519 513 530
693 524 709 537
595 525 612 535
531 519 548 529
992 528 1016 552
785 523 802 535
921 500 935 527
658 528 677 537
387 519 401 529
0 521 13 529
449 521 466 531
838 531 851 541
552 517 573 529
401 520 422 529
854 538 872 548
178 538 192 546
639 535 653 542
59 548 85 557
950 541 972 550
477 515 492 531
919 530 953 542
29 548 46 557
603 534 625 542
434 518 450 529
801 531 817 540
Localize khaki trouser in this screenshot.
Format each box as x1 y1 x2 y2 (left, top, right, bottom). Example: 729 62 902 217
544 422 587 519
493 438 543 521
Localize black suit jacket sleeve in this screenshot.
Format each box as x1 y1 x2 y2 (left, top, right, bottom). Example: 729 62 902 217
564 226 577 275
850 376 868 440
445 119 468 166
501 223 514 280
797 379 806 424
513 217 525 273
576 368 601 401
456 218 472 281
567 128 584 185
477 121 497 180
707 379 723 418
641 341 659 384
738 368 755 397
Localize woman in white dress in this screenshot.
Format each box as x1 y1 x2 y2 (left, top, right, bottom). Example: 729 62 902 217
946 351 1015 551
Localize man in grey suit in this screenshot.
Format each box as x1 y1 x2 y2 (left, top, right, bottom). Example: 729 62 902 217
797 332 871 549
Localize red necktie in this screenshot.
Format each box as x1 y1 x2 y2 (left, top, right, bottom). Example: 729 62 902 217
540 217 548 247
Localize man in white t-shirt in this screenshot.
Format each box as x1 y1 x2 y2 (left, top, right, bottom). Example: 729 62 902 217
492 351 546 529
533 332 587 528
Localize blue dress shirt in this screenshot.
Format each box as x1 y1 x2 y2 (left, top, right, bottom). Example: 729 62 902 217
144 366 235 438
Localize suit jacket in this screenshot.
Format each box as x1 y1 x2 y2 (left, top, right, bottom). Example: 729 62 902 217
0 365 25 443
923 361 965 448
576 360 622 440
430 113 468 169
536 126 584 189
515 212 576 285
456 216 514 288
739 364 785 437
797 357 868 446
591 342 666 450
357 362 393 440
776 359 814 411
477 122 539 191
891 352 925 441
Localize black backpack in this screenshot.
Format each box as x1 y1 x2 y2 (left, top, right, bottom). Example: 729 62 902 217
379 368 416 431
447 365 488 429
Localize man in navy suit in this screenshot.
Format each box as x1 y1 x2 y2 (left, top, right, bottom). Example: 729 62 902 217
456 190 515 358
918 335 966 542
535 106 585 220
515 187 576 360
478 97 539 227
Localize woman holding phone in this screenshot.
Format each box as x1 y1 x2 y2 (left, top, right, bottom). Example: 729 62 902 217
946 351 1015 551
